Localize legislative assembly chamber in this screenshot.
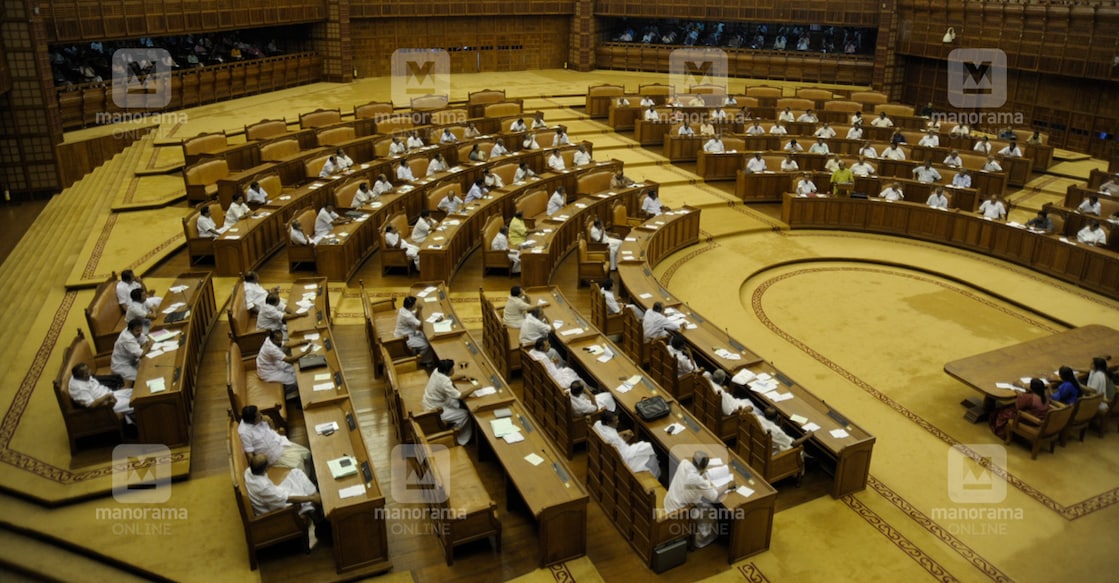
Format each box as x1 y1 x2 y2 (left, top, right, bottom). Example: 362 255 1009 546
1 1 1118 582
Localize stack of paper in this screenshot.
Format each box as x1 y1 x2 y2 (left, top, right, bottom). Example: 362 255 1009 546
731 369 757 385
524 453 545 466
314 421 339 434
705 463 733 488
432 320 454 333
168 285 189 294
490 418 519 438
472 386 497 398
145 377 166 394
765 391 794 402
713 348 741 361
312 382 334 392
560 328 583 336
161 302 186 314
830 429 850 439
425 313 445 323
802 422 821 432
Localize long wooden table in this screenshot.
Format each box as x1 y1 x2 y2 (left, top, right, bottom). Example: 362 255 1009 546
132 272 216 448
944 325 1119 422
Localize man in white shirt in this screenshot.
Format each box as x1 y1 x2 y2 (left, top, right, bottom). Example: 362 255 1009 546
951 169 972 188
388 136 406 156
927 186 950 209
918 130 940 148
319 155 339 178
481 170 504 192
973 137 992 154
490 140 509 158
437 190 464 215
256 292 300 333
546 187 566 216
824 155 842 174
703 136 725 153
352 182 376 207
641 191 665 217
778 107 795 122
531 113 547 129
600 279 643 317
879 182 904 201
425 153 448 177
850 112 864 126
784 139 804 153
242 271 277 311
290 219 311 246
373 174 393 195
509 118 527 132
592 411 660 478
978 195 1007 220
384 225 419 268
639 96 655 107
111 319 148 383
464 178 487 204
616 96 631 107
490 225 519 273
313 203 348 240
573 145 592 166
796 109 819 123
238 404 311 470
643 106 659 122
589 217 622 270
745 152 767 174
745 121 766 136
396 159 415 182
795 174 817 196
568 381 616 416
422 359 479 445
814 122 836 139
1078 222 1108 246
677 123 695 136
395 296 433 363
871 112 893 128
69 362 132 417
502 286 531 327
912 161 942 184
224 193 251 230
769 122 787 136
642 302 680 341
663 451 734 548
997 142 1022 157
1078 195 1102 216
780 155 799 172
950 124 971 137
943 150 963 168
859 142 878 159
440 128 457 144
518 307 553 347
521 133 540 150
883 144 906 161
846 125 863 140
196 205 221 238
406 131 425 149
245 181 269 205
710 108 728 122
983 156 1003 172
851 157 876 178
513 162 535 182
256 325 306 391
410 210 436 244
528 338 585 389
334 148 353 170
666 334 697 377
547 149 566 171
808 138 830 155
552 129 570 146
242 453 320 549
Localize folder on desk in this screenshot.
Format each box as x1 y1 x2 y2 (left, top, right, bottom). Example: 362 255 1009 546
327 456 359 479
164 310 190 324
298 354 328 371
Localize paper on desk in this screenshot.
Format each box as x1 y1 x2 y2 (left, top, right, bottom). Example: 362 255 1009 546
705 464 733 488
296 307 309 314
789 414 808 425
830 429 850 439
339 484 366 499
625 237 637 242
425 313 445 323
161 302 186 314
502 432 525 444
313 382 334 392
551 320 564 329
422 286 437 294
524 453 545 466
664 423 686 436
560 328 583 336
432 320 454 333
709 457 724 467
995 382 1018 391
304 332 321 341
731 369 757 385
145 349 164 359
802 422 821 432
736 485 755 498
537 298 547 305
490 418 518 437
615 382 633 394
596 348 615 363
638 293 653 299
714 348 741 361
315 421 339 434
472 386 497 398
766 391 794 402
168 285 189 294
146 377 166 394
424 296 438 302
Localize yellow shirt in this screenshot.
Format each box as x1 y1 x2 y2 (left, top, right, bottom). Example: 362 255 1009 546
831 168 854 185
509 217 528 246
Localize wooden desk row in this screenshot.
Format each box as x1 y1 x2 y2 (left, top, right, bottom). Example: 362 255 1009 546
732 169 981 211
132 272 217 448
615 210 876 498
782 193 1119 301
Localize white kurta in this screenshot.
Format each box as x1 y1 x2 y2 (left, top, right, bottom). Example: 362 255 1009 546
69 376 132 414
422 370 472 444
111 329 144 381
529 348 584 389
592 421 661 478
394 307 429 351
245 467 317 516
502 295 531 328
519 314 552 345
256 337 296 385
663 460 721 547
642 310 680 341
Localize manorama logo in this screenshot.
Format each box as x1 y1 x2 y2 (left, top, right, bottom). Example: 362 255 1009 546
946 443 1007 504
389 443 450 504
391 49 450 107
947 48 1007 109
669 48 728 91
111 444 173 504
111 48 171 109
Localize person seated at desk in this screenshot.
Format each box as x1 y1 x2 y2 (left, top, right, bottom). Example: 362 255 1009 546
111 319 149 385
243 453 322 550
846 125 863 140
69 362 132 419
1099 174 1119 195
978 195 1007 220
859 142 878 159
851 156 876 178
600 278 643 317
514 162 536 182
115 269 159 312
642 106 659 122
616 96 631 108
224 193 252 231
528 338 586 390
384 224 419 269
464 122 481 139
851 111 864 126
989 378 1050 441
411 210 437 244
769 121 787 136
124 288 156 333
704 370 808 451
703 136 725 153
824 155 842 173
196 204 221 239
465 178 487 204
439 128 457 144
973 136 992 155
1026 130 1043 145
664 451 735 549
351 182 376 207
422 359 480 445
666 333 697 376
1077 195 1102 216
589 217 622 271
321 155 344 178
314 202 350 240
883 143 907 161
426 153 448 177
437 190 464 215
532 112 547 129
925 186 949 210
510 117 527 132
745 152 767 174
678 123 695 136
396 159 416 182
406 131 425 149
889 129 907 144
552 128 570 146
778 107 796 123
243 271 279 312
796 109 818 123
508 211 531 247
871 112 893 128
611 170 635 190
1086 356 1115 413
796 173 818 196
395 296 434 364
547 149 566 172
814 122 837 139
490 140 510 158
594 411 661 478
943 150 963 168
998 141 1022 158
245 180 269 206
573 144 592 166
1026 210 1053 232
742 120 763 136
483 168 504 190
641 191 666 217
467 144 485 162
642 302 680 341
951 168 972 189
519 307 554 347
879 182 904 202
546 186 567 216
239 401 311 472
831 163 854 194
950 124 971 137
784 138 804 153
1051 366 1083 405
388 136 406 156
709 108 728 122
257 292 302 336
569 380 616 416
686 95 705 107
780 154 799 172
1078 221 1108 246
334 148 353 171
918 130 940 148
913 160 942 184
983 156 1002 172
503 286 531 327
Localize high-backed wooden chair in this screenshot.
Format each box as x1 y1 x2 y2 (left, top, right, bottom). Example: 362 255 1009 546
481 214 512 275
691 378 738 443
84 272 126 355
588 282 622 337
360 282 408 377
226 277 268 357
53 330 123 454
515 190 548 226
520 347 591 459
229 419 307 570
226 341 287 430
648 339 700 403
611 202 642 236
577 237 608 287
1005 401 1075 459
736 411 805 485
286 209 317 272
1092 392 1119 437
1061 391 1105 444
620 308 649 368
380 212 414 275
183 202 225 264
479 289 520 378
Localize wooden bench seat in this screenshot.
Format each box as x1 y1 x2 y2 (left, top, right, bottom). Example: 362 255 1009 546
54 330 122 453
184 158 230 203
519 347 590 459
84 272 125 355
479 291 520 379
226 341 287 429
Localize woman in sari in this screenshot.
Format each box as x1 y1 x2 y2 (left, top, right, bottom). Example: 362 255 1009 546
990 378 1050 440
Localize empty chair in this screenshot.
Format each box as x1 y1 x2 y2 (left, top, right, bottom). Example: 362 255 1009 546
1061 391 1104 444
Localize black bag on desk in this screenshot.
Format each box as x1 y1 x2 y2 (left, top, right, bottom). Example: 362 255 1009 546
635 395 670 421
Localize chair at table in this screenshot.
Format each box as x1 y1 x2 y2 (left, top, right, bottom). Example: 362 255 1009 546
481 214 513 276
588 282 622 337
380 212 415 275
577 237 608 287
1005 401 1074 459
736 410 805 485
53 330 123 454
1091 392 1119 437
1061 391 1104 444
620 308 649 368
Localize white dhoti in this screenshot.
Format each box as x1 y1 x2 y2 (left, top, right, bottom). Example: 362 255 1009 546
276 441 312 471
594 392 617 413
280 469 319 515
620 440 660 479
440 404 473 445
